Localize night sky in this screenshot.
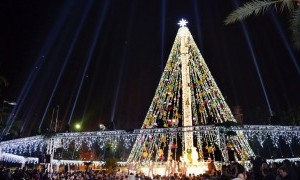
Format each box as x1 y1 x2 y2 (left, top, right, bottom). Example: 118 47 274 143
0 0 299 136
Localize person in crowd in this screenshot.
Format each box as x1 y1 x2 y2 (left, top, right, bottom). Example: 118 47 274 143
207 159 216 177
294 161 300 179
219 165 231 180
282 159 299 180
230 162 247 180
270 162 280 178
277 166 292 180
250 156 263 180
128 172 135 180
4 168 12 180
261 166 276 180
31 169 40 180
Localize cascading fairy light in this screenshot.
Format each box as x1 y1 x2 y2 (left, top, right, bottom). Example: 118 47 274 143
84 136 97 150
123 134 133 149
0 136 44 154
242 125 300 148
257 132 266 147
284 132 293 146
0 152 38 164
0 125 300 164
269 132 280 148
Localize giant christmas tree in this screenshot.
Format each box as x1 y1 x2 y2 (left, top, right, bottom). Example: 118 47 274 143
128 19 254 170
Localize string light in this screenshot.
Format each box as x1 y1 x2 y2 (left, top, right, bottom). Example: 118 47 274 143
0 125 299 164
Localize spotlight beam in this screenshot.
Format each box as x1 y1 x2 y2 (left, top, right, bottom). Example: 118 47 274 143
233 0 273 116
38 0 93 130
0 0 73 138
270 12 300 76
109 2 137 129
68 0 110 124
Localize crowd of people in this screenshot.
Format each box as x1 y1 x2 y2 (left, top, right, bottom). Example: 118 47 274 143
0 158 299 179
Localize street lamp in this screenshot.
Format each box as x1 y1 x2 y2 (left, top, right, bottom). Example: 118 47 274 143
99 124 106 131
74 123 81 131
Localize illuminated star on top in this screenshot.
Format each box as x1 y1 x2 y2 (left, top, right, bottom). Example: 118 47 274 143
178 18 188 27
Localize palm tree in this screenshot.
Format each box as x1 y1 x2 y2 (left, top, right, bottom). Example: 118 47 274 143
224 0 300 50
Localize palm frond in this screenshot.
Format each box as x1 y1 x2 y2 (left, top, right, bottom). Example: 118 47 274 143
0 75 8 87
224 0 279 25
280 0 295 12
289 9 300 50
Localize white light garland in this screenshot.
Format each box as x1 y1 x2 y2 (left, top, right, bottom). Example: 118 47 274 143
0 152 38 164
0 125 300 164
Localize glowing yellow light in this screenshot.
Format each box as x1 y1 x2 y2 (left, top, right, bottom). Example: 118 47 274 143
75 123 81 130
